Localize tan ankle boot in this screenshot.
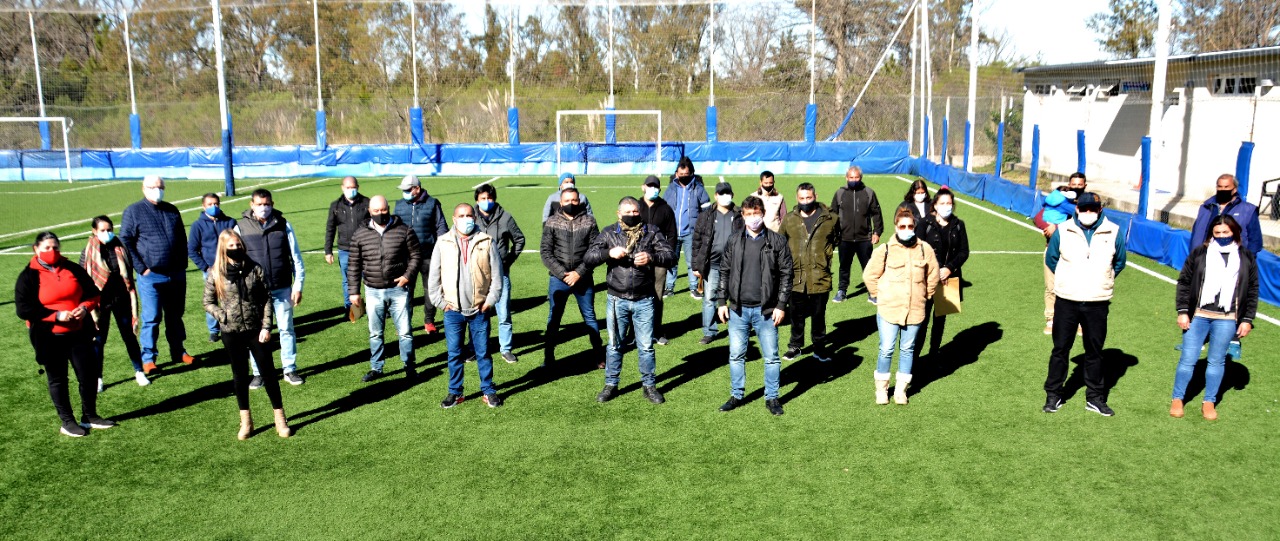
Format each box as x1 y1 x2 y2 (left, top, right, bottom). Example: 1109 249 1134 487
273 409 292 438
874 372 891 405
1202 402 1218 421
894 373 912 405
237 410 253 440
1170 399 1184 418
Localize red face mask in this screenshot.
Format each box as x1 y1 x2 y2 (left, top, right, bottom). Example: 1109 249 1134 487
37 250 60 265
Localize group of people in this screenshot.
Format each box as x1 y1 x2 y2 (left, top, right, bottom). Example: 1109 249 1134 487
14 162 1263 438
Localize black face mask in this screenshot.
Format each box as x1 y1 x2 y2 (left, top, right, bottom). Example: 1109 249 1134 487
562 203 581 216
372 213 391 226
847 180 863 190
1215 190 1234 204
798 201 817 214
226 248 246 261
761 183 776 195
676 175 691 185
620 215 642 228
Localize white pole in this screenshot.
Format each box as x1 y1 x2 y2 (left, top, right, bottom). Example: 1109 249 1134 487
908 8 917 154
808 0 816 105
944 96 951 160
122 10 137 115
656 110 663 174
313 0 323 112
918 3 926 156
509 6 516 108
708 0 715 107
922 0 934 157
1148 0 1171 141
607 1 615 107
212 0 229 133
28 12 45 119
61 120 72 183
966 8 978 172
410 0 419 107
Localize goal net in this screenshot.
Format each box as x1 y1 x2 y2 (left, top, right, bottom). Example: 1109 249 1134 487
555 109 681 176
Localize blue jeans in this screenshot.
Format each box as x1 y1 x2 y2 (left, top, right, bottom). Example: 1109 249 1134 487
366 286 413 371
444 309 495 395
338 250 351 308
135 270 186 365
876 314 920 374
700 264 722 337
495 274 513 353
545 275 602 363
605 295 656 387
728 306 781 400
1173 316 1235 403
202 271 219 335
665 233 695 293
250 287 297 376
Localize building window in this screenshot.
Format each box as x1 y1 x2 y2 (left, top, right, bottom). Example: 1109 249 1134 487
1214 75 1256 95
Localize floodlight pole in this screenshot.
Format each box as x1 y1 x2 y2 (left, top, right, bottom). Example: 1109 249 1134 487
708 0 715 107
410 0 419 108
808 0 815 105
1144 0 1172 219
607 1 615 107
908 8 917 154
922 0 934 158
122 9 141 149
312 0 327 149
965 8 978 172
212 0 235 196
28 12 51 151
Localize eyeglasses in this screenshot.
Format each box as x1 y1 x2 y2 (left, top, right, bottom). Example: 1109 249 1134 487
896 224 913 230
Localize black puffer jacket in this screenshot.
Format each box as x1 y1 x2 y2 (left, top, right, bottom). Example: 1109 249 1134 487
916 214 970 278
541 212 599 279
1176 245 1259 326
584 223 676 300
203 261 273 334
691 205 744 277
715 228 794 317
325 193 370 254
346 217 422 294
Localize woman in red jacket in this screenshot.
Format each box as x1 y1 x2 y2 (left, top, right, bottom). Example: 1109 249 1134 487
15 232 117 437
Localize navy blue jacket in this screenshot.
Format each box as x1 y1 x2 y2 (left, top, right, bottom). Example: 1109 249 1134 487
663 174 711 238
394 193 448 248
1190 195 1263 254
188 210 237 272
120 198 187 275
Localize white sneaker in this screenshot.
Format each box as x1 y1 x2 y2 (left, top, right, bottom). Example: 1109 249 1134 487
135 371 151 387
97 378 104 393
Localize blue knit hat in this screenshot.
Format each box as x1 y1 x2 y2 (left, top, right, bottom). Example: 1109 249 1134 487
559 172 576 183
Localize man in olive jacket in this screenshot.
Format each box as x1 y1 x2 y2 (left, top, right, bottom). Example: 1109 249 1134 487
347 195 422 382
779 182 840 362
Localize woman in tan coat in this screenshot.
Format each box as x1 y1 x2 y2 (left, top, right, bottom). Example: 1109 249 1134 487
864 207 939 405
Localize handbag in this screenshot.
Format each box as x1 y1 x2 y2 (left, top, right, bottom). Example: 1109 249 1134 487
933 277 962 316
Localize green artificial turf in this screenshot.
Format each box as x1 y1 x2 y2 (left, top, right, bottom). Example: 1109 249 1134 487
0 174 1276 539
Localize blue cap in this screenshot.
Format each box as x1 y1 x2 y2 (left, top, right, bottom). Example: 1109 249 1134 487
559 172 575 183
1076 192 1103 210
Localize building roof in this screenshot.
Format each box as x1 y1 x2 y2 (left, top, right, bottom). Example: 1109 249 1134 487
1014 46 1280 75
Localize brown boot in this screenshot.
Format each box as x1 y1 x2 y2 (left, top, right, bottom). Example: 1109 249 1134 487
273 408 292 438
874 372 891 405
237 410 253 440
1169 399 1184 418
1202 402 1218 421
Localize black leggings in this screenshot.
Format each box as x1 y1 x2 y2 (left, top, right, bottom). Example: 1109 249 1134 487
37 329 101 424
913 299 947 357
222 331 283 410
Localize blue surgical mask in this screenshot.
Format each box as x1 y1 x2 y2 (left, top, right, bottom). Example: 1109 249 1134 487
456 217 476 235
897 229 915 242
1214 236 1234 247
478 200 496 213
205 205 219 217
344 188 358 200
402 190 414 201
96 231 115 244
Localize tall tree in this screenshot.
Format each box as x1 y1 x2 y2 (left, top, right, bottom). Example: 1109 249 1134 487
1086 0 1158 58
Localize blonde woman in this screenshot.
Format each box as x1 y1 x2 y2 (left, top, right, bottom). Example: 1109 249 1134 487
864 207 939 405
203 230 291 439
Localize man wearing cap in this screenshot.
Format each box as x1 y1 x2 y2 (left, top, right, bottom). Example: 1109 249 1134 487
639 175 677 345
120 175 194 374
394 175 449 334
1043 192 1127 417
543 172 594 223
664 157 712 298
691 181 744 344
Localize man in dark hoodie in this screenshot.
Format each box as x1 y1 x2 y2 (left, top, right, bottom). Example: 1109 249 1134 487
639 175 677 345
188 192 236 342
324 176 370 312
691 182 744 344
474 183 526 363
829 165 883 303
235 189 306 387
663 156 711 297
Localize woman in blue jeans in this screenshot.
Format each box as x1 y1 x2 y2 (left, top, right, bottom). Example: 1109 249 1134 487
1172 215 1258 420
863 207 938 405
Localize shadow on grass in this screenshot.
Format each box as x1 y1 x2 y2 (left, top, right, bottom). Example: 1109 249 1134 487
1175 359 1250 406
497 348 602 401
113 379 233 422
290 361 442 432
1061 348 1139 402
777 354 860 406
292 306 352 340
910 321 1002 396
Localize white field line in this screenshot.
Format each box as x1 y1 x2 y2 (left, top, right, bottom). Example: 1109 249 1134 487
2 182 116 195
0 177 328 253
472 176 501 190
891 175 1280 327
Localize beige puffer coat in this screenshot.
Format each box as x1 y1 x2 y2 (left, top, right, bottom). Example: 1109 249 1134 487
863 236 939 326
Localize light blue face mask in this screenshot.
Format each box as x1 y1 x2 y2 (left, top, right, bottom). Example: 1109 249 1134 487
402 190 414 201
478 200 496 213
344 188 358 199
456 217 476 235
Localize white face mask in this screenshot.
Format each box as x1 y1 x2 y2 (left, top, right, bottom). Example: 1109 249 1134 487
1063 190 1078 201
97 231 115 244
254 205 273 220
144 187 164 202
456 217 476 235
1077 212 1099 226
897 229 915 241
914 193 927 203
716 194 733 207
645 186 660 201
935 205 953 218
744 216 765 232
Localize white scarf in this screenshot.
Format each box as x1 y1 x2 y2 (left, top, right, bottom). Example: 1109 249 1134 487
1199 241 1240 311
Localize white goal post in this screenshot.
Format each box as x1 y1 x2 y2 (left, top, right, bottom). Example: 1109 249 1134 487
555 109 662 175
0 116 73 182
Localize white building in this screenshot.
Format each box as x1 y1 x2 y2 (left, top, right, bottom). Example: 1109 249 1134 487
1017 46 1279 206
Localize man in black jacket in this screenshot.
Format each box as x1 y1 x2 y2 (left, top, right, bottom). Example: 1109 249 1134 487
585 197 675 404
474 183 526 363
347 195 422 382
541 187 603 368
324 176 370 312
830 165 883 302
236 189 306 386
639 175 677 345
692 182 744 344
715 196 793 416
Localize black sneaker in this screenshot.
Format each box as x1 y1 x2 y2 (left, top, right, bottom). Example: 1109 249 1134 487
765 399 785 416
662 291 674 299
361 370 382 382
832 290 847 303
656 337 670 346
782 347 802 361
463 353 477 363
719 396 742 412
82 416 117 429
483 393 504 408
440 393 464 409
1043 396 1063 413
597 385 618 403
643 385 665 404
501 351 518 364
60 421 88 437
209 332 221 343
283 372 305 385
248 376 264 390
1085 400 1115 417
699 335 715 345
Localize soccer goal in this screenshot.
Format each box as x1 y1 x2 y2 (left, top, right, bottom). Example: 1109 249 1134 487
555 109 662 176
0 116 74 182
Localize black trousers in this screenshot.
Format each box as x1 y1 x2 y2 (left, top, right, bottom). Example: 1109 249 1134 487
788 291 829 351
1045 298 1109 402
37 328 101 424
93 294 143 372
222 331 283 410
836 240 874 293
407 242 438 325
913 299 947 358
